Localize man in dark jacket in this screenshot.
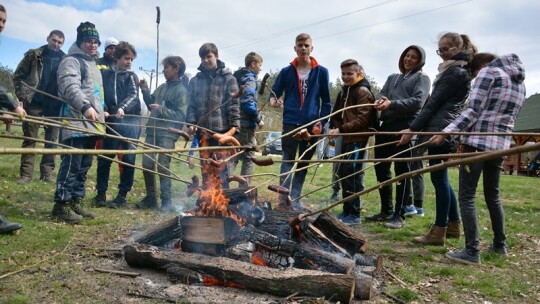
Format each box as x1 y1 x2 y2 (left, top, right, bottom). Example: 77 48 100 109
13 30 65 184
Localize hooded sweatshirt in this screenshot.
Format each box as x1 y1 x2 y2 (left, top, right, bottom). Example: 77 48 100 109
378 45 431 130
443 54 526 151
57 42 105 141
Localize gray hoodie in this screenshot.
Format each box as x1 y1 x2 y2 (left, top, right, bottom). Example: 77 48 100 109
57 42 105 141
378 45 431 129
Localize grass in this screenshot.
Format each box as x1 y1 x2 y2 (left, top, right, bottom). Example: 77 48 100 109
1 125 540 303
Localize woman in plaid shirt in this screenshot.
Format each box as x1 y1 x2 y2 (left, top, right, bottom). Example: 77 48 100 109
432 53 526 265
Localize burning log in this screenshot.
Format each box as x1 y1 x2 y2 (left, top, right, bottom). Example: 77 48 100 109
293 243 355 274
124 244 355 303
132 216 182 247
236 224 297 256
311 211 367 255
166 266 202 285
352 267 374 300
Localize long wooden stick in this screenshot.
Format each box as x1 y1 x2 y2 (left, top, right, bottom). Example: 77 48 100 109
298 142 540 219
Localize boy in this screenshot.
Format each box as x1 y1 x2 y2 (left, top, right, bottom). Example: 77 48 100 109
328 59 375 225
230 52 265 186
95 41 142 209
270 33 331 209
137 56 189 212
52 22 105 224
186 43 240 189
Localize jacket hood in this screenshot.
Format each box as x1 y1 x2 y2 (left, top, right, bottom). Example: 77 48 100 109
197 59 228 74
67 42 96 60
233 67 250 80
490 54 525 84
398 45 426 73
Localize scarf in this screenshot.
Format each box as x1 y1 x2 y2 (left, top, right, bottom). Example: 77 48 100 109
433 59 468 86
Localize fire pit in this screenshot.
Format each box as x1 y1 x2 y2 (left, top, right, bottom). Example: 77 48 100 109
125 182 383 303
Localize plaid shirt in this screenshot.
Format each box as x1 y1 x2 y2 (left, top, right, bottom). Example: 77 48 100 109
443 54 526 151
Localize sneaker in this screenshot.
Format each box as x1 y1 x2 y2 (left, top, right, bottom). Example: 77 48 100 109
403 205 417 217
108 194 126 209
365 212 393 222
93 192 107 208
51 202 83 224
136 195 158 209
384 214 405 229
415 208 425 217
70 197 96 219
337 213 348 220
341 215 361 225
487 244 508 256
330 192 339 201
445 248 480 265
17 176 32 185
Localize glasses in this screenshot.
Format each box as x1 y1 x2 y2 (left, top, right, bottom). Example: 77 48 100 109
436 47 457 56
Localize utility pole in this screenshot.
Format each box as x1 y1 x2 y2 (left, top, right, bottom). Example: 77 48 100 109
139 67 155 91
155 6 161 91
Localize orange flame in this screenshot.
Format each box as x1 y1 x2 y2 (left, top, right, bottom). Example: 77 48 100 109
195 132 245 227
203 276 245 288
252 251 267 266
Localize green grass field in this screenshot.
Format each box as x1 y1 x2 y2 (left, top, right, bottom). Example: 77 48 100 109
1 126 539 303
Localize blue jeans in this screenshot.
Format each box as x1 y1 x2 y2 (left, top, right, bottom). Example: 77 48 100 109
280 124 318 205
428 147 459 227
96 117 141 195
54 136 98 203
459 145 505 253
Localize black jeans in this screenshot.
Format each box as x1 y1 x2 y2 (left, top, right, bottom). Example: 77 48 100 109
459 145 506 253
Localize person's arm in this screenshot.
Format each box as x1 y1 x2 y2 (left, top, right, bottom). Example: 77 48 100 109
239 73 261 122
318 67 332 126
57 56 95 118
139 79 155 107
390 74 431 114
117 72 140 116
409 68 463 131
227 76 241 131
269 69 285 107
13 50 33 105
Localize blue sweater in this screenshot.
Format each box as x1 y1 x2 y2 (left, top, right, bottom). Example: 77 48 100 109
271 57 331 127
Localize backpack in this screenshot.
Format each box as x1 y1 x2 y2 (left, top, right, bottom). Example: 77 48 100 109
42 54 87 116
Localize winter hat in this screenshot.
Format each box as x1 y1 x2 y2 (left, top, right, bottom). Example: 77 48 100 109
104 37 119 50
76 21 100 47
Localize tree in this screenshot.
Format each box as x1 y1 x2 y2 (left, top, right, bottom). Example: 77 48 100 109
0 63 15 93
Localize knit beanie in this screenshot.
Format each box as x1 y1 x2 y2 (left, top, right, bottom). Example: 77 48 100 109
76 22 100 47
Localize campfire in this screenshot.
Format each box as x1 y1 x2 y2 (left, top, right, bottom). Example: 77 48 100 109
125 171 383 303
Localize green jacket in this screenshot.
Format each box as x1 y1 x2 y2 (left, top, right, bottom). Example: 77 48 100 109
13 45 66 106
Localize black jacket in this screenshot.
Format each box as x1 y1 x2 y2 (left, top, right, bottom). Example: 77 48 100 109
101 69 141 115
409 51 472 133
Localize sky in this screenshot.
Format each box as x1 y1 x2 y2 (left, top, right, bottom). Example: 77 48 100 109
1 0 539 97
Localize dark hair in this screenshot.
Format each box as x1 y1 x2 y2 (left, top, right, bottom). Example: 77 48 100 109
245 52 263 67
340 59 363 72
439 32 478 57
199 43 218 58
470 53 496 77
0 5 6 13
114 41 137 60
48 30 64 40
162 55 186 77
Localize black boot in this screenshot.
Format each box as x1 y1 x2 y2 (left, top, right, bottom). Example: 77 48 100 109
93 192 107 208
136 195 158 209
0 214 22 233
108 193 127 209
70 197 96 219
51 202 83 224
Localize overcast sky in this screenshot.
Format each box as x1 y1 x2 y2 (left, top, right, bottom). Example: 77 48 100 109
1 0 539 97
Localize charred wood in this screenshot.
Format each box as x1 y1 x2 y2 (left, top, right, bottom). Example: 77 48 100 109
124 244 355 303
166 266 202 285
132 216 182 247
311 211 367 254
293 243 355 274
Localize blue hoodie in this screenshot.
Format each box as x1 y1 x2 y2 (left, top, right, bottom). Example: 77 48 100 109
271 57 331 127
